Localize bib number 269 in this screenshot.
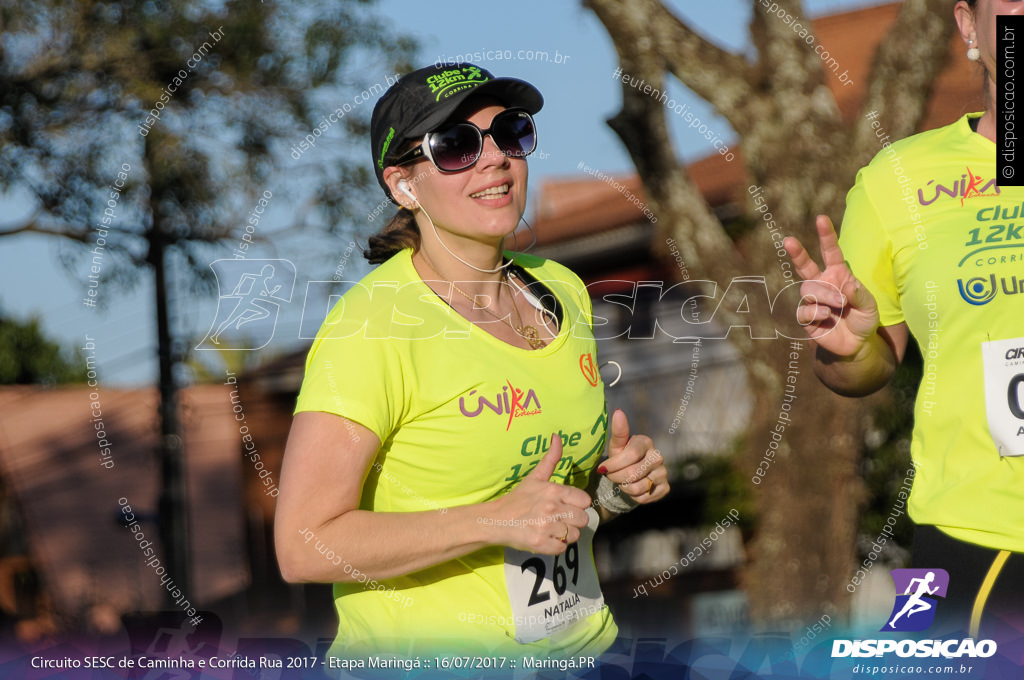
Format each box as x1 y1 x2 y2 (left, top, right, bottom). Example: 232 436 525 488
502 507 605 644
521 543 579 606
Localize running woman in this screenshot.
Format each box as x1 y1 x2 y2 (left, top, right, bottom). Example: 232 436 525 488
784 0 1024 636
274 64 670 659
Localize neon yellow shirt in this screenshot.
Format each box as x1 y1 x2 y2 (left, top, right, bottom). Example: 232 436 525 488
840 112 1024 552
295 248 617 657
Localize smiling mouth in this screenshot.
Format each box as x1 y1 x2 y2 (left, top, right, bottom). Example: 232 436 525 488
470 184 510 199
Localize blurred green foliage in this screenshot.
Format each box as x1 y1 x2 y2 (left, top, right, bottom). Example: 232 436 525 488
0 0 416 294
0 309 87 385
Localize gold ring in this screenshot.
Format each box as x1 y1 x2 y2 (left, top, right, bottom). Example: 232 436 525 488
647 478 655 495
561 527 569 544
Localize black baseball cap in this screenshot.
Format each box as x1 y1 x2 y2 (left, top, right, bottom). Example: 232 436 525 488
370 63 543 201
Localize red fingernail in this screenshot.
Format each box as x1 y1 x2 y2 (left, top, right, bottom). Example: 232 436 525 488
596 465 608 475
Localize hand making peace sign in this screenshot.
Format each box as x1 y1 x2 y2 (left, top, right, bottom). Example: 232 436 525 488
782 215 881 358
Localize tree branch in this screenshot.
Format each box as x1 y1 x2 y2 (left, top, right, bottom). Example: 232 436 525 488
589 0 754 131
0 212 135 249
588 0 743 284
853 0 958 161
0 219 89 243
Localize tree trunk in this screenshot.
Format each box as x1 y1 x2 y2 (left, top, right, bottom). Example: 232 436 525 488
145 124 191 606
153 234 190 606
587 0 957 627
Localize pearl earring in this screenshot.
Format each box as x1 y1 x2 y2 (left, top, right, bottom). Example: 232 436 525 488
967 39 980 62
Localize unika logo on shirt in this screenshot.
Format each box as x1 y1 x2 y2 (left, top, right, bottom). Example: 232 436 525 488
917 167 1000 207
960 166 1000 205
459 380 542 430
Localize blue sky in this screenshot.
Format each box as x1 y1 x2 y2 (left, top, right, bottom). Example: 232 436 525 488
1 0 887 385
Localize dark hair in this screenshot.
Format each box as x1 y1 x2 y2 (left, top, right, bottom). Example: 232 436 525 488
364 136 424 263
364 208 420 264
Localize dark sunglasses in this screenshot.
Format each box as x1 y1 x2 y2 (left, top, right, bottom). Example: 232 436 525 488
391 108 537 173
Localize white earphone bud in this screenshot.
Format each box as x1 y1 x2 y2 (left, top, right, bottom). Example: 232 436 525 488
398 180 417 203
394 175 515 274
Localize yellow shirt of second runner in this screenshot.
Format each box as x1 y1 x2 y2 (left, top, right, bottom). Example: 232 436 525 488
840 113 1024 552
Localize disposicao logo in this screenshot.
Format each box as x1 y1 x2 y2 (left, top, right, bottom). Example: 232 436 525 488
881 568 948 632
831 568 997 660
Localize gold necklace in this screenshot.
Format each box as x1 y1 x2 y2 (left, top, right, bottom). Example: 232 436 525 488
505 276 546 349
418 252 547 349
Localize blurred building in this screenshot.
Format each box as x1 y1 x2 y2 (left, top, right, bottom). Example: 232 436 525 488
0 385 249 640
0 377 337 643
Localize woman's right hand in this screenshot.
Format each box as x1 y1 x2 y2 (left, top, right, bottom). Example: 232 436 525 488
783 215 880 359
486 436 592 555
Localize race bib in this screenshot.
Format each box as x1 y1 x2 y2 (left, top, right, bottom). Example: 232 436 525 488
981 337 1024 457
502 507 605 643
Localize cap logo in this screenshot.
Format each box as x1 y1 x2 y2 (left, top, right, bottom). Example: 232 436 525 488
426 66 488 102
378 127 395 168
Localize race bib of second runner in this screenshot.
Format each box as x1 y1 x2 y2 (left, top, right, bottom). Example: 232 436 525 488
982 337 1024 457
502 507 605 644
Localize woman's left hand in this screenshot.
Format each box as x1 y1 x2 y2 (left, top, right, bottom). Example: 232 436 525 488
596 409 670 504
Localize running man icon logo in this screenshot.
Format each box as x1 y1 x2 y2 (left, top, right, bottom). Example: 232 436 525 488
196 259 296 350
881 568 950 632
